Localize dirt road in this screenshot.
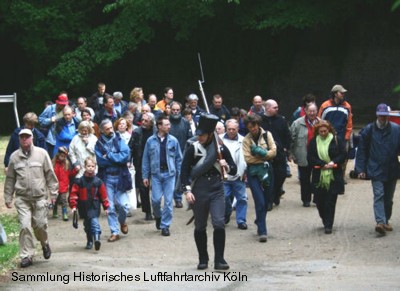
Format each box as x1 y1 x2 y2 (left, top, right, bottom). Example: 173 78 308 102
1 160 400 290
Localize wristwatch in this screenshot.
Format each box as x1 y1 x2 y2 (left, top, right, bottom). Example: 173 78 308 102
184 185 191 194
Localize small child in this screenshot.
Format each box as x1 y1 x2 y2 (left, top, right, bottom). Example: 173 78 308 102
52 146 77 221
69 157 109 250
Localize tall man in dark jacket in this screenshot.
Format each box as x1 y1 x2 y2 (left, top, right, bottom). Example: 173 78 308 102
355 103 400 235
128 112 156 220
261 99 291 210
169 101 193 208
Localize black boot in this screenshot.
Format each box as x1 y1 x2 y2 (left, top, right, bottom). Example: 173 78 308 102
194 230 209 270
213 229 229 270
85 233 93 249
94 234 101 251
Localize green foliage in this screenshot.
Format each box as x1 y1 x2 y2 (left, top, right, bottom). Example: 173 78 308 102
392 0 400 11
0 0 391 99
0 215 20 272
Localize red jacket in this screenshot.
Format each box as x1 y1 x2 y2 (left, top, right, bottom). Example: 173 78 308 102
69 175 109 214
54 160 77 193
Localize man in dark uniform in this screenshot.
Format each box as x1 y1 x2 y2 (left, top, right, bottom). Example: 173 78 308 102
181 113 237 270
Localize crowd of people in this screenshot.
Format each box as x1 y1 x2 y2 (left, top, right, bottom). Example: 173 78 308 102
3 82 400 271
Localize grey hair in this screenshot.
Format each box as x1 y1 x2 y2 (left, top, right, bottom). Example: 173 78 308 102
187 94 199 101
113 91 123 99
100 119 112 131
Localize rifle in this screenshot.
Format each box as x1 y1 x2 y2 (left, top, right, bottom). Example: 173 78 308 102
197 53 228 180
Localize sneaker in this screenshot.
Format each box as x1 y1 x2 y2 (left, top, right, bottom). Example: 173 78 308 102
42 243 51 259
238 223 248 230
303 202 311 207
259 234 267 243
175 201 183 208
324 227 332 234
375 223 386 235
20 257 33 268
384 223 393 231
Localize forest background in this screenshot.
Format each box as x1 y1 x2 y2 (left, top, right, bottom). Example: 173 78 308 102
1 0 400 132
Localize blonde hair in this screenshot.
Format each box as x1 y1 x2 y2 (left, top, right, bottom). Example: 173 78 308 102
130 87 143 102
52 148 71 171
84 156 97 167
78 120 93 134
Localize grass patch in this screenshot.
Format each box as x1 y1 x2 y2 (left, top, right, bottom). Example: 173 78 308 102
0 214 19 272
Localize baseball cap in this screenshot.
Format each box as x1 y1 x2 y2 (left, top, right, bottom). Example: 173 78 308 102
331 85 347 93
376 103 390 116
19 129 33 136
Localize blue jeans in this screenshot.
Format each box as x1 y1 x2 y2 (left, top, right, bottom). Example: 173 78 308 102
84 217 101 236
247 173 269 235
224 179 248 224
371 179 397 224
105 175 130 235
151 171 176 229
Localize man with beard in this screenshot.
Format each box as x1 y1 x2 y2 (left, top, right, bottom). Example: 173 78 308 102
169 101 193 208
95 119 132 242
128 112 156 220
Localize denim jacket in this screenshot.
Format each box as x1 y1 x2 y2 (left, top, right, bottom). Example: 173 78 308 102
142 133 182 179
39 104 58 145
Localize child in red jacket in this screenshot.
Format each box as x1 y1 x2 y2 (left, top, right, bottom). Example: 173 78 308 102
52 146 77 221
69 157 109 250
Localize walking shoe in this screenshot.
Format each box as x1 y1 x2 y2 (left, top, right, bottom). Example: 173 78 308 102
108 234 120 242
324 227 332 234
20 257 33 268
384 223 393 231
145 213 154 221
42 243 51 259
238 223 248 230
375 223 386 235
259 235 267 243
175 201 183 208
120 223 128 234
161 228 170 236
303 202 311 207
155 218 161 230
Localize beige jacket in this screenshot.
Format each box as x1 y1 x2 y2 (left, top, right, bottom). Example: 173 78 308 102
243 128 277 165
4 145 59 203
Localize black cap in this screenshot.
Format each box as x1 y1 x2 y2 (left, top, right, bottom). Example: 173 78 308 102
195 113 219 135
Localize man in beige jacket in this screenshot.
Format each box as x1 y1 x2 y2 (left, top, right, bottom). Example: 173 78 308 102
4 129 59 268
